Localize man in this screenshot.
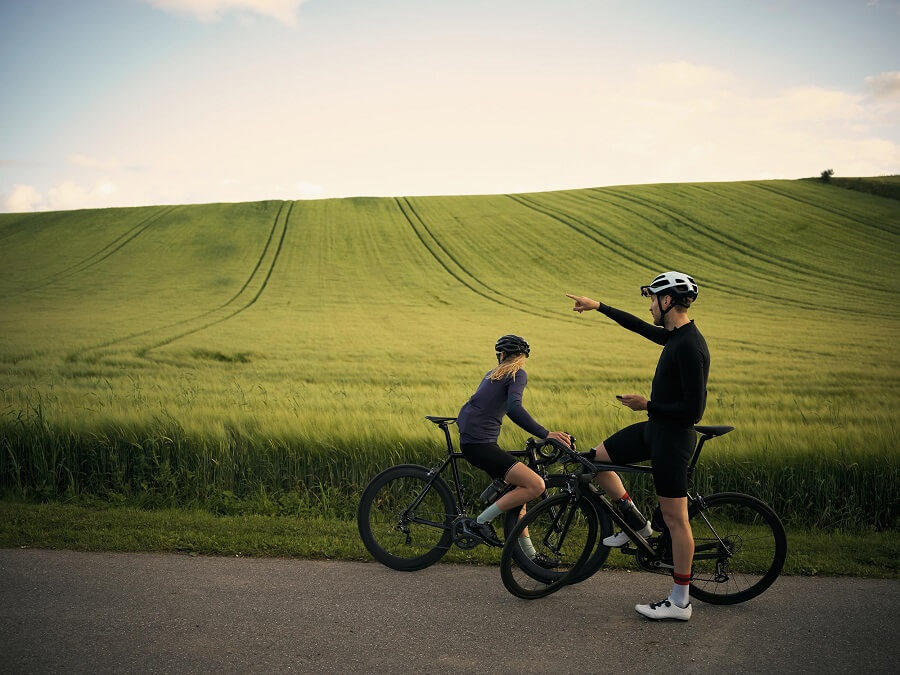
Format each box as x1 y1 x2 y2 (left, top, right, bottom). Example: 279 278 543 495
566 271 709 621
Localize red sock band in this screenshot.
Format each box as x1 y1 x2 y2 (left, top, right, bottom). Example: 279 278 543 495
619 492 630 502
673 572 691 585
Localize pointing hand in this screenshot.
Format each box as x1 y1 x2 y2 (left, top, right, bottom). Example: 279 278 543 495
566 294 600 313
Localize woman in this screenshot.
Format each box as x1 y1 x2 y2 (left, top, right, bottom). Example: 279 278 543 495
456 334 572 555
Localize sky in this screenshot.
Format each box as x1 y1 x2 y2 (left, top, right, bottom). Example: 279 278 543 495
1 0 898 212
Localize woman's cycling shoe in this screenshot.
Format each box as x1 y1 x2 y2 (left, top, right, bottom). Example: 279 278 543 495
530 552 560 569
602 522 652 547
635 598 692 621
462 519 503 547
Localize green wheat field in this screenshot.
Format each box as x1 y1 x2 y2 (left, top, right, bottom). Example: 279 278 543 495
1 178 898 539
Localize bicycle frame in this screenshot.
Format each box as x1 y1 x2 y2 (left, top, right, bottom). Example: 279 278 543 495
403 420 543 528
541 427 734 565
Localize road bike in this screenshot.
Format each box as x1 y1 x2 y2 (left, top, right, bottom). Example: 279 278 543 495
500 425 788 604
357 415 589 576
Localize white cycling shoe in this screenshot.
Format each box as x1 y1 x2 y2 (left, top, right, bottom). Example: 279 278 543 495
602 522 652 547
635 598 692 621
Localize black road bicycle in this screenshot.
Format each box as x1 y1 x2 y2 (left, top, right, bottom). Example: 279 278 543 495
357 415 588 576
500 426 788 604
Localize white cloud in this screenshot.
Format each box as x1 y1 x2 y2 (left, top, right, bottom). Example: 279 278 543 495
639 61 734 90
4 185 43 212
294 181 325 199
576 63 900 183
2 180 130 212
3 60 897 212
864 71 900 101
46 180 121 211
143 0 308 25
68 154 121 170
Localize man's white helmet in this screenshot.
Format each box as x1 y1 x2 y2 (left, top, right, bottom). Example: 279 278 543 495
640 271 699 301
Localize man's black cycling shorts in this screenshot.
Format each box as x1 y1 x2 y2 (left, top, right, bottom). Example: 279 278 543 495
603 420 697 498
460 442 518 481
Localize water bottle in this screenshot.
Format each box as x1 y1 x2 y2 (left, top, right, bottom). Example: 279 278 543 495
615 496 649 531
479 479 506 504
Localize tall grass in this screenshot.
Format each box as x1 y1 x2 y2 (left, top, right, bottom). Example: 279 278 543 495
1 394 896 530
1 181 898 532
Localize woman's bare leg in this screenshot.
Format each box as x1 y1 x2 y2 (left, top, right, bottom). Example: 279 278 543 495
494 462 544 512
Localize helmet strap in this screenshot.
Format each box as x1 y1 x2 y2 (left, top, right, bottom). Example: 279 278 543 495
658 294 675 316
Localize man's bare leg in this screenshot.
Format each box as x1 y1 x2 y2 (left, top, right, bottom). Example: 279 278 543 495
592 443 652 543
659 495 693 607
590 442 627 499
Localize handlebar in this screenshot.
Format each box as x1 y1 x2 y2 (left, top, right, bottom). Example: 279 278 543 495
528 435 596 472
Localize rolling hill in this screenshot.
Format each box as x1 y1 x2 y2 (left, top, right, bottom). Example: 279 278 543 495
1 179 898 527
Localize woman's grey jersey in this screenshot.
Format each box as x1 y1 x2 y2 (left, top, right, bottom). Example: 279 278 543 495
457 369 548 444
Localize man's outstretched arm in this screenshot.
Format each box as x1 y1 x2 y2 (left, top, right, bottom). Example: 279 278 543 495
566 293 667 345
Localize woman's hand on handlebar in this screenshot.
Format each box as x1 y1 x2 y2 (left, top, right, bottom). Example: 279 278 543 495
566 294 600 313
546 431 573 447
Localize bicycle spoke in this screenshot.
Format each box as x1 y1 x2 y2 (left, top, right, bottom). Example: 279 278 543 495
500 494 597 599
688 493 787 605
358 466 455 571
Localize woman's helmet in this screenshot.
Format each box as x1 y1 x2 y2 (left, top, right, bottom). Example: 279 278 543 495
640 271 699 303
495 334 530 357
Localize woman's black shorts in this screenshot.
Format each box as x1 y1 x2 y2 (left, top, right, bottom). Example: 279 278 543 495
603 421 697 498
460 442 518 481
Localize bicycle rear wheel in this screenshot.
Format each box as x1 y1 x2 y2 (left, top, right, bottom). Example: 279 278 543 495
688 492 787 605
500 493 598 599
357 464 455 571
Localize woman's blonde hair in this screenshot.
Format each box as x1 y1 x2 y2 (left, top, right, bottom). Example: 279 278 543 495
489 353 526 382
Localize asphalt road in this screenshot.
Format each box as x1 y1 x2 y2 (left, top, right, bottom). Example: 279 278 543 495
1 549 897 674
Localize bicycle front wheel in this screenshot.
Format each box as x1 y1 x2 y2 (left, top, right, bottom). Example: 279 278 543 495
500 493 598 600
563 490 614 585
357 464 455 571
689 492 787 605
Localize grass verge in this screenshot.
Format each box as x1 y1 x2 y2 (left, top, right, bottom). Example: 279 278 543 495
1 500 897 578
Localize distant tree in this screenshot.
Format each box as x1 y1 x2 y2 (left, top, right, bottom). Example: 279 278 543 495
820 168 834 182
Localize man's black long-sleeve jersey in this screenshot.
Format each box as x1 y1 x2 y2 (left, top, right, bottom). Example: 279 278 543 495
599 304 710 426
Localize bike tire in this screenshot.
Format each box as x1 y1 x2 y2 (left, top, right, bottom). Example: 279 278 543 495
357 464 455 571
688 492 787 605
499 493 598 600
499 474 592 584
500 473 573 551
561 490 614 585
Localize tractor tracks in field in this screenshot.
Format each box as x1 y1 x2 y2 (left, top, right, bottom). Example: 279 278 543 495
507 193 668 271
67 201 294 363
590 187 891 312
519 190 871 316
25 206 180 293
681 183 897 288
587 187 854 286
689 183 900 293
140 200 294 355
394 197 563 322
749 182 899 239
585 187 880 300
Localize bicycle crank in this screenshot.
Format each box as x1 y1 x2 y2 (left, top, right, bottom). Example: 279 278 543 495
451 517 481 550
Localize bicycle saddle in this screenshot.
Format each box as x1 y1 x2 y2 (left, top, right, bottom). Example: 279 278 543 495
425 416 457 425
693 425 734 437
